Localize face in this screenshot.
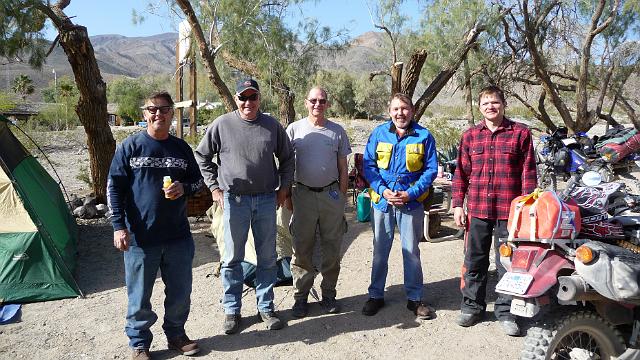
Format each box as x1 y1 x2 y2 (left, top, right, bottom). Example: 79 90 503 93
143 97 173 137
235 89 260 120
389 98 414 130
479 93 505 123
305 88 329 117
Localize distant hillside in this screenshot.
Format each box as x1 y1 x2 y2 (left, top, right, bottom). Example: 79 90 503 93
0 32 389 101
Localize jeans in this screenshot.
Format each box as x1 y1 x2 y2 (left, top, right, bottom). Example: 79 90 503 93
221 192 277 314
124 238 194 349
368 205 424 301
460 217 512 320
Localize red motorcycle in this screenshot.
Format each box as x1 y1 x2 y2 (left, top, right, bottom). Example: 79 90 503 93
496 172 640 360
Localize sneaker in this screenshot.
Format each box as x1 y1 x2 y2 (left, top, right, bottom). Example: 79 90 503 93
223 313 241 335
362 298 385 316
407 300 435 320
292 299 309 318
320 297 341 314
500 319 521 336
131 348 151 360
456 312 483 327
259 311 284 330
167 334 200 356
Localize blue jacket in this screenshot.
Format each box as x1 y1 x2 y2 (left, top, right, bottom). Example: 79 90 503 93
363 120 438 212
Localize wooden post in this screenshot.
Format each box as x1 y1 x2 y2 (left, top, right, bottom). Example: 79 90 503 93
189 57 197 137
175 40 184 139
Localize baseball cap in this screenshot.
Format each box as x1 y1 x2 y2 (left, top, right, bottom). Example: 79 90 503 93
236 78 260 94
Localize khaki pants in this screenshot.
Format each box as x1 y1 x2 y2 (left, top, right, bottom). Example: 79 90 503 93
291 183 346 300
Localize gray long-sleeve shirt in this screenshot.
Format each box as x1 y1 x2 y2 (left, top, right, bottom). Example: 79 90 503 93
195 110 294 195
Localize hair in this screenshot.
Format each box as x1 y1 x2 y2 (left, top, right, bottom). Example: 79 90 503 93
307 86 328 99
389 93 414 109
146 90 174 106
477 85 506 105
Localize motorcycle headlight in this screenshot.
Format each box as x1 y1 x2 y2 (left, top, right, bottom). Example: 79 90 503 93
576 245 595 264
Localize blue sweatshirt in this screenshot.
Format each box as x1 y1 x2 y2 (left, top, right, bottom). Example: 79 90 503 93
108 131 205 247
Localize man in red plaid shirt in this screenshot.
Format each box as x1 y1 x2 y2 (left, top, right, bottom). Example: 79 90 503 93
451 85 536 336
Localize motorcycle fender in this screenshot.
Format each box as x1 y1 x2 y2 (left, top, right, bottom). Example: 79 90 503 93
503 248 574 299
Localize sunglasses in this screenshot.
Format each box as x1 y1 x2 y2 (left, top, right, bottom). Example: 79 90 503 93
142 106 173 114
237 93 259 101
307 98 327 105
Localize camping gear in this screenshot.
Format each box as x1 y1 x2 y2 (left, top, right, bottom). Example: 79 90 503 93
356 190 371 222
0 304 21 324
0 115 82 303
349 153 369 204
187 188 213 217
507 190 581 241
599 133 640 164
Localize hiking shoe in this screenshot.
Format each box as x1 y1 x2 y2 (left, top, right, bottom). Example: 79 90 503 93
292 299 309 318
500 320 521 337
320 297 341 314
131 348 151 360
456 312 483 327
407 300 435 320
362 298 385 316
167 334 200 356
259 311 284 330
223 313 241 334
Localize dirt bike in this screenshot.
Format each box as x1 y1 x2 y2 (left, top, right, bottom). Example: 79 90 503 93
495 171 640 360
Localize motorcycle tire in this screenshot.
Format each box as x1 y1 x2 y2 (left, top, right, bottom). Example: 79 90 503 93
521 310 626 360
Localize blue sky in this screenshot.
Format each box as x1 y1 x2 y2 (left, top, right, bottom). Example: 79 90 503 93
43 0 422 40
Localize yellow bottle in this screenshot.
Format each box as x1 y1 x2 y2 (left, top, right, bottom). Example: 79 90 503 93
163 176 173 199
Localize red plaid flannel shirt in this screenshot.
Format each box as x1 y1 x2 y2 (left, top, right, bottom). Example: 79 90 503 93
452 118 537 220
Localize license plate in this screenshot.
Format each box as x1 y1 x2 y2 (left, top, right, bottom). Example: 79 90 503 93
495 272 534 295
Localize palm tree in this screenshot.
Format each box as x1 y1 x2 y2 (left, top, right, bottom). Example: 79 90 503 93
11 74 35 102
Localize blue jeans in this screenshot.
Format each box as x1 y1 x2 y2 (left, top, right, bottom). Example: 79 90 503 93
124 238 194 349
221 192 277 314
368 206 424 301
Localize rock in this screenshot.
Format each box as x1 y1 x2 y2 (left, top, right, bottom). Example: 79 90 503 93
95 203 109 215
83 196 97 206
68 194 83 209
73 204 98 219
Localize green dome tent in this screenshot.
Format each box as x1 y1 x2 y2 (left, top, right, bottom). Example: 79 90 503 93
0 115 82 303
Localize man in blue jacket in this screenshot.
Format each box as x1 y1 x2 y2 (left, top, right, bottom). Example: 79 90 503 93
362 93 438 319
108 91 205 360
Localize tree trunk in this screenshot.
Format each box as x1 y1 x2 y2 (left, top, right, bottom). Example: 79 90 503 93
414 22 488 121
276 83 295 126
43 3 114 203
391 62 403 95
463 58 474 126
401 50 427 97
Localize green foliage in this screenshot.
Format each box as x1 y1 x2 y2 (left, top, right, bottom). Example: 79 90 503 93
0 91 17 111
198 106 226 125
354 75 390 118
0 0 48 67
423 117 462 151
312 70 357 118
107 75 173 122
12 74 35 101
31 103 79 131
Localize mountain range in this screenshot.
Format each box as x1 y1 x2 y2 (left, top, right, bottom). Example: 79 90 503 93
1 32 388 100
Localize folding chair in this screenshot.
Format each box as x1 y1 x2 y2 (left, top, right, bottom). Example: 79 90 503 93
348 153 369 204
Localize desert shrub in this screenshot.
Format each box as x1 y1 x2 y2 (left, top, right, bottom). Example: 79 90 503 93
423 117 463 150
76 165 92 187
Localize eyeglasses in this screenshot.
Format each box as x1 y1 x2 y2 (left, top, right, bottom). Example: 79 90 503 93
142 106 173 114
237 93 259 102
306 98 327 105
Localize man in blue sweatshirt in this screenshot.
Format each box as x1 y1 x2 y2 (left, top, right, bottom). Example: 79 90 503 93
108 91 205 360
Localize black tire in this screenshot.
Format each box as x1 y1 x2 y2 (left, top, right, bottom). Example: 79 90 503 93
521 310 626 360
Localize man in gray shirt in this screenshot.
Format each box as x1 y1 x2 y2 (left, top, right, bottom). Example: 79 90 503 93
286 86 352 318
195 78 294 334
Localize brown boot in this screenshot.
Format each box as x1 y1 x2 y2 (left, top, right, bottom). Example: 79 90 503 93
407 300 436 320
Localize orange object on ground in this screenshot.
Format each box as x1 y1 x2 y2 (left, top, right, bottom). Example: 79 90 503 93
507 190 581 241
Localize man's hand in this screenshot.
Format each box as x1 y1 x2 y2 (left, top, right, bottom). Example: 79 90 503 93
164 181 184 200
453 206 466 228
383 189 409 206
211 188 224 210
113 229 130 252
277 187 290 209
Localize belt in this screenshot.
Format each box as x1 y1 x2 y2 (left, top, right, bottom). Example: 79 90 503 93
296 180 338 192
